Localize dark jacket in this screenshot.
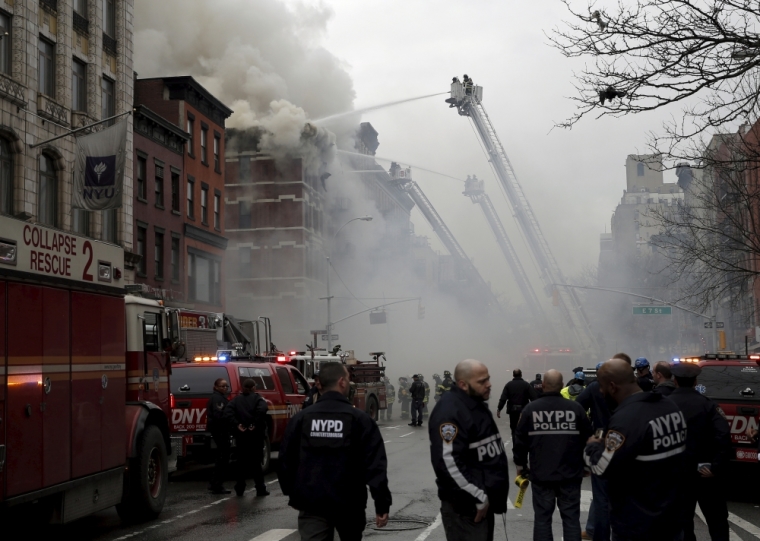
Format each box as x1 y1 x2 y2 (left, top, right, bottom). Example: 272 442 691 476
302 385 320 409
206 389 229 433
637 374 654 392
429 386 510 516
514 392 593 483
497 377 536 414
224 391 268 437
529 378 543 397
410 380 426 401
278 391 392 516
584 392 687 540
668 387 731 475
576 380 611 430
653 380 676 397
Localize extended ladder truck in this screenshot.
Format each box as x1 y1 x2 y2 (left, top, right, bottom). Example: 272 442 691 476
387 163 504 317
446 80 600 357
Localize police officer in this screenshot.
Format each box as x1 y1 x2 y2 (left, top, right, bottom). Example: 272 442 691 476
398 377 410 420
382 376 395 421
529 373 544 397
496 368 536 442
514 370 593 541
278 362 391 540
561 371 586 400
421 374 431 419
584 359 687 541
302 371 321 409
207 378 231 494
668 362 731 541
224 378 270 497
436 370 454 401
409 374 426 427
634 357 654 392
652 361 676 396
429 359 509 541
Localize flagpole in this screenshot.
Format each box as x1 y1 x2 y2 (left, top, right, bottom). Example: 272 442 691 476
29 109 134 149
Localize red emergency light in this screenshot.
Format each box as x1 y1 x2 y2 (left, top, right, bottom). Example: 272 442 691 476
277 356 287 363
170 393 175 409
289 351 297 355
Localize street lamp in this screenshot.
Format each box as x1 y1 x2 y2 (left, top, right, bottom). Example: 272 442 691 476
323 216 373 351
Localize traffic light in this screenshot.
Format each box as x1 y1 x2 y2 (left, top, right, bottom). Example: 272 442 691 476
418 303 425 320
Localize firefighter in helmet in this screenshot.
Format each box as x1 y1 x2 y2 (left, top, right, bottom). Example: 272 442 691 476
436 370 454 402
398 376 410 420
421 375 431 419
382 376 395 421
432 374 443 402
463 74 474 95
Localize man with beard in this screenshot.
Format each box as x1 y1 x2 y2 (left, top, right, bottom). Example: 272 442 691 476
584 359 686 541
429 359 509 541
652 362 676 397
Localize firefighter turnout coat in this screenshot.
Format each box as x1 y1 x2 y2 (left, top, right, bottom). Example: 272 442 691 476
277 391 392 517
429 386 510 516
513 392 593 483
584 392 687 540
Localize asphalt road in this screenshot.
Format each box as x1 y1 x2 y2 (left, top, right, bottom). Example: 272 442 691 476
20 410 760 541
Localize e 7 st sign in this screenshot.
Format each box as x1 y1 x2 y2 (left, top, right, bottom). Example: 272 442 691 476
633 306 672 315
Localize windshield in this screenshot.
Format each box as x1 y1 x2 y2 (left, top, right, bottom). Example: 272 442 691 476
173 366 229 397
699 364 760 401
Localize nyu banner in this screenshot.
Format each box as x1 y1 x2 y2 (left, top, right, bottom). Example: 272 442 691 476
72 119 128 210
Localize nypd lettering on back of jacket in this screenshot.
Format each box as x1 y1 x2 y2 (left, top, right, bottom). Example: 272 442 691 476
584 392 687 540
514 393 593 483
429 386 510 516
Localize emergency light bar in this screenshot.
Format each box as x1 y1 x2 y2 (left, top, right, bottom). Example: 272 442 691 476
193 356 220 362
672 357 700 363
673 354 760 362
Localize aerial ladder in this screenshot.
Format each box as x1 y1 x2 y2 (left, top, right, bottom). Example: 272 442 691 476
446 79 599 357
463 175 558 343
388 163 504 317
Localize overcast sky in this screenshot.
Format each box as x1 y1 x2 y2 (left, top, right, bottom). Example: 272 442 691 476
277 0 684 297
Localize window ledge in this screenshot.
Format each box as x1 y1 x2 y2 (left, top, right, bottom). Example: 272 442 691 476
136 272 147 278
201 161 209 167
0 74 27 107
137 197 147 204
37 94 70 126
171 210 181 216
155 204 165 210
171 279 180 285
214 167 221 174
187 216 195 221
155 277 164 282
214 227 221 232
201 221 209 227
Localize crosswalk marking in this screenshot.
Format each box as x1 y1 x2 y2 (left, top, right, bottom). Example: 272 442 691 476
728 512 760 539
415 513 442 541
248 529 296 541
580 490 592 513
399 432 414 438
695 507 742 540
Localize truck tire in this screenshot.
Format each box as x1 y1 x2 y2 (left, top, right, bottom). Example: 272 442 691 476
366 396 379 422
117 425 168 522
261 435 271 473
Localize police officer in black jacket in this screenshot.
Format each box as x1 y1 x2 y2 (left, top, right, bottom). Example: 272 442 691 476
584 360 687 541
429 359 509 541
278 362 391 540
515 369 592 541
409 374 426 427
302 371 321 409
496 369 536 442
224 378 270 497
207 378 231 494
668 362 731 541
529 373 543 397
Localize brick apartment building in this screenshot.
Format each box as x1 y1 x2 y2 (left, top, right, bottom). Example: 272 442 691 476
0 0 135 270
134 76 232 311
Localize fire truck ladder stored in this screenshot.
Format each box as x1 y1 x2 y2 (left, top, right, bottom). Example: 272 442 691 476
447 80 598 356
463 175 558 342
388 163 504 317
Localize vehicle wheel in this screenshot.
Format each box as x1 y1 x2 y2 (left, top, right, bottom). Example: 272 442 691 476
366 396 379 422
261 435 272 473
117 425 168 523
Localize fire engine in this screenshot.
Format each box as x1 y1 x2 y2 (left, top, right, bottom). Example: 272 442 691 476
0 214 179 523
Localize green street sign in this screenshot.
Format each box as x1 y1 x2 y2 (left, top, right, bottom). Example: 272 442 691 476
633 306 672 315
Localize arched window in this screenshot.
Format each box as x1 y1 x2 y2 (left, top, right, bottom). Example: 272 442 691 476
38 154 57 226
0 138 12 215
637 162 645 176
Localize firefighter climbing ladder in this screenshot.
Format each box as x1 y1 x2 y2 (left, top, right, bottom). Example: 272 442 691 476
388 163 504 317
447 81 599 356
463 176 558 343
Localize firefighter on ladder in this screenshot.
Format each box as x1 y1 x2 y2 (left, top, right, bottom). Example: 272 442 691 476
463 74 474 96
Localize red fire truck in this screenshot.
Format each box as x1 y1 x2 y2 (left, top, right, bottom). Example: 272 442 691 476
0 214 178 523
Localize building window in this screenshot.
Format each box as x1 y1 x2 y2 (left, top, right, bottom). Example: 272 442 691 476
637 162 645 176
187 177 194 218
186 116 194 156
239 200 251 229
38 154 57 226
102 209 117 242
171 171 180 212
188 251 221 304
155 165 164 208
38 38 55 97
0 138 12 215
200 127 208 164
201 185 208 224
103 0 115 37
214 193 220 229
72 209 89 236
239 247 250 278
72 59 86 112
101 77 114 123
155 231 164 280
239 156 251 182
171 236 180 281
0 12 12 76
136 226 146 276
74 0 87 17
213 135 220 171
136 156 146 200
